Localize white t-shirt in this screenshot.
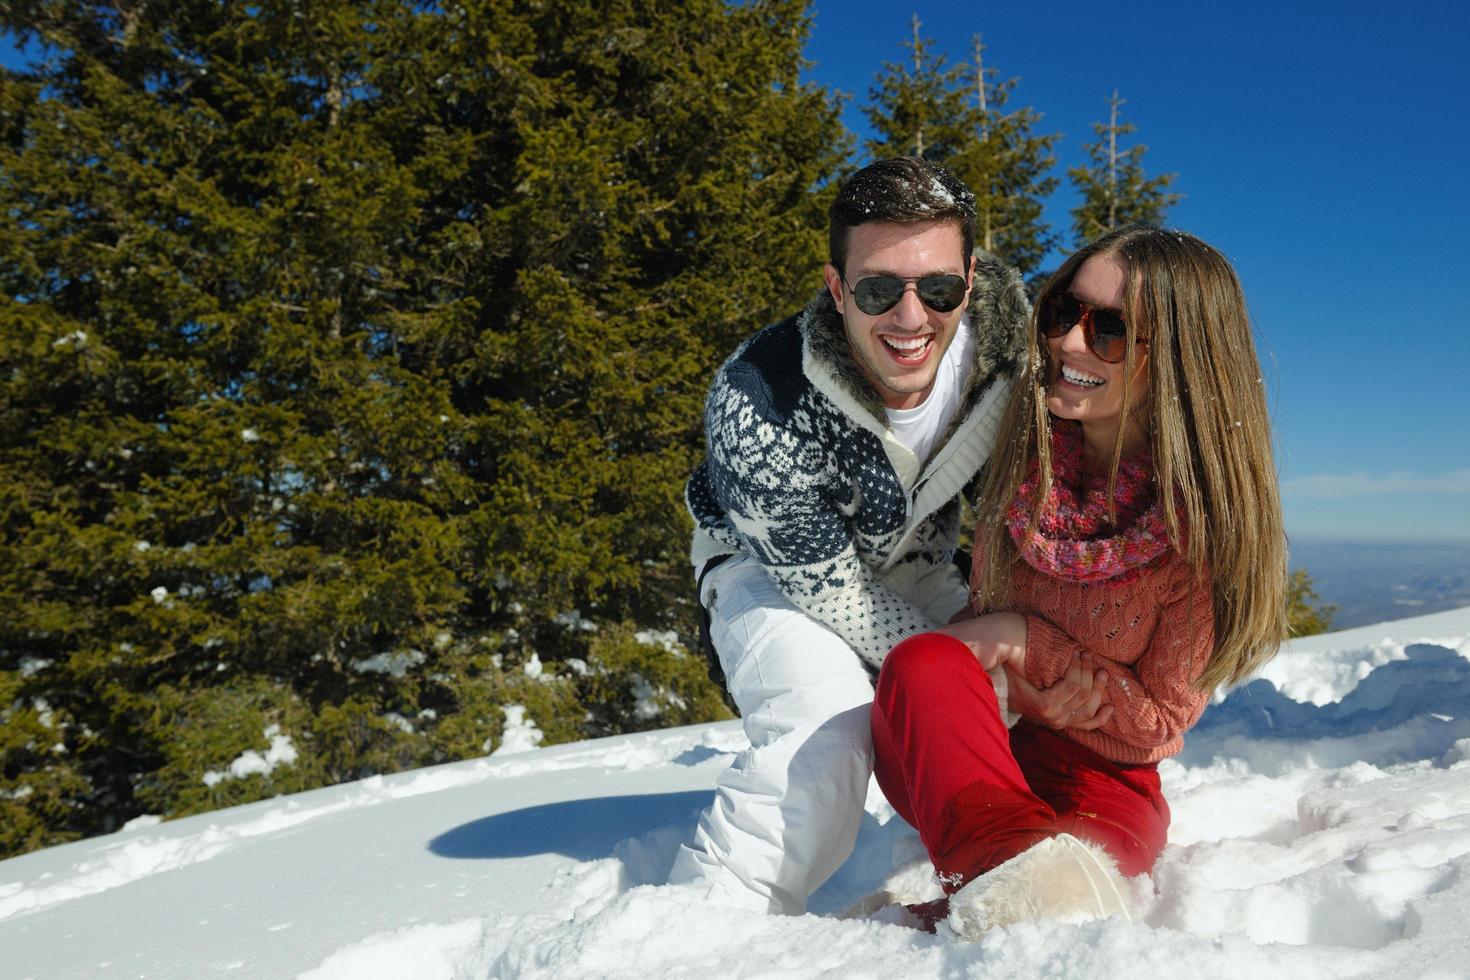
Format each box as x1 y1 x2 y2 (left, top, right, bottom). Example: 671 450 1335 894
885 315 976 466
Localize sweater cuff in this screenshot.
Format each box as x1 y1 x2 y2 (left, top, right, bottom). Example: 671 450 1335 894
1022 614 1083 688
988 665 1020 729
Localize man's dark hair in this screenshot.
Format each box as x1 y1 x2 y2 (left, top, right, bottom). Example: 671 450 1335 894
827 157 977 274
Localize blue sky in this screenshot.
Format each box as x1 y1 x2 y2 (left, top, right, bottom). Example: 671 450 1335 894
804 0 1470 543
5 3 1468 542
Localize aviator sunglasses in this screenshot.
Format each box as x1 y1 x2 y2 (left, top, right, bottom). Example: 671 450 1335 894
841 273 969 316
1039 292 1143 364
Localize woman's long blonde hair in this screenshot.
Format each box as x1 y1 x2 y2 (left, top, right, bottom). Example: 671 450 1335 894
972 226 1288 690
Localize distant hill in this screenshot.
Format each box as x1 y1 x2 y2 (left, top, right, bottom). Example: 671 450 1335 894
1290 540 1470 629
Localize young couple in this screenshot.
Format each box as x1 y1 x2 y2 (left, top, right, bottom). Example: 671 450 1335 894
670 157 1287 935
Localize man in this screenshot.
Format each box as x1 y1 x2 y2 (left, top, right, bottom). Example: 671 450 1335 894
668 157 1029 914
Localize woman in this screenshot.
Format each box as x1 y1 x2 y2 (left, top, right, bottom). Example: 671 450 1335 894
870 226 1288 935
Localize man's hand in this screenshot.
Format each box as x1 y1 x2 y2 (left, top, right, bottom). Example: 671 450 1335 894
1004 650 1113 731
931 612 1027 672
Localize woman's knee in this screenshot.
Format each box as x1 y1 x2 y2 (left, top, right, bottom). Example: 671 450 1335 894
877 632 984 700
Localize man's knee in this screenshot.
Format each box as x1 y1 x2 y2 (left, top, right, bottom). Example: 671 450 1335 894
717 625 875 737
814 701 873 742
744 688 874 753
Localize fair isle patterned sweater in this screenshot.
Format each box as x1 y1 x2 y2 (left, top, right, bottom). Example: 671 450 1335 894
686 253 1030 668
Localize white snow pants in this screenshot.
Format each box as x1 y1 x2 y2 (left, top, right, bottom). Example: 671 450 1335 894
667 555 878 915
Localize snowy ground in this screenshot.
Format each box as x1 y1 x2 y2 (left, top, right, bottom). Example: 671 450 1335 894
4 606 1470 979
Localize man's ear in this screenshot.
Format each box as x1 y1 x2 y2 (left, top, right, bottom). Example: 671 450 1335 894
823 263 845 313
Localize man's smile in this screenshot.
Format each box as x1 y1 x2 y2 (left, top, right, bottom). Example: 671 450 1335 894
881 332 935 362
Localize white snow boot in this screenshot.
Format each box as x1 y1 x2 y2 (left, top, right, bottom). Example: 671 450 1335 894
943 833 1132 938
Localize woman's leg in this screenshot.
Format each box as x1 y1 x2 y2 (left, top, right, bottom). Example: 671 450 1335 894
872 633 1056 890
1010 722 1170 877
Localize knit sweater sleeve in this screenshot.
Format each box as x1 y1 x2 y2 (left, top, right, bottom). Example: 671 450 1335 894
1021 562 1213 751
764 516 944 669
700 381 941 668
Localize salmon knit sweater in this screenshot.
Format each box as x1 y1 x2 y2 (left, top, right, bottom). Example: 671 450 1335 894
1000 552 1215 765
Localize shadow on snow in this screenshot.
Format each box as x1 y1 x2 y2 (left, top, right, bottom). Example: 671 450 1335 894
428 790 710 862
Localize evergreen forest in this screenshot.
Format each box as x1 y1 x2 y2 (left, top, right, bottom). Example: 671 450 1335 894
0 1 1312 858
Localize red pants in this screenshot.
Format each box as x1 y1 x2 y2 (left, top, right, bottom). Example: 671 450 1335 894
872 633 1170 887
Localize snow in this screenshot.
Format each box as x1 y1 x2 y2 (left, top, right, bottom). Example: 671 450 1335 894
491 704 544 756
630 674 683 720
633 629 681 654
120 815 163 832
17 657 51 677
202 726 300 787
554 609 599 633
925 174 956 204
352 649 427 677
3 607 1470 979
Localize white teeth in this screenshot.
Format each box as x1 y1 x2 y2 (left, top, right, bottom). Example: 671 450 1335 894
1061 364 1104 386
884 335 931 352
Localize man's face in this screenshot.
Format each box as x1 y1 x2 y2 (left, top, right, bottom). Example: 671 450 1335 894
823 220 972 410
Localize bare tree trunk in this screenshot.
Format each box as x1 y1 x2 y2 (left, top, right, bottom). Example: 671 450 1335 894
974 35 988 126
326 62 344 339
117 0 141 47
327 70 344 130
974 34 992 251
1107 90 1124 231
911 14 925 157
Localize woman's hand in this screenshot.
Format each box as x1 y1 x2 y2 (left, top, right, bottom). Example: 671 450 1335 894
931 612 1027 672
1005 651 1113 731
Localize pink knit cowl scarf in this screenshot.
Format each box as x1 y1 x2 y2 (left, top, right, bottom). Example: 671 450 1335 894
1007 420 1171 586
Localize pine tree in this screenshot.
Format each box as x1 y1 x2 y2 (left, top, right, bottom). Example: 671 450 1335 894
1069 90 1181 245
863 14 975 163
0 0 846 856
864 21 1056 277
0 0 490 854
461 0 850 634
949 33 1059 277
1286 569 1336 637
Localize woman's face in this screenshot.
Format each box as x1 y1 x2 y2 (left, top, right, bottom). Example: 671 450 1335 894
1045 253 1150 458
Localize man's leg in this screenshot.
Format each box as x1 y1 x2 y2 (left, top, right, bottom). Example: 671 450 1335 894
668 556 876 914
